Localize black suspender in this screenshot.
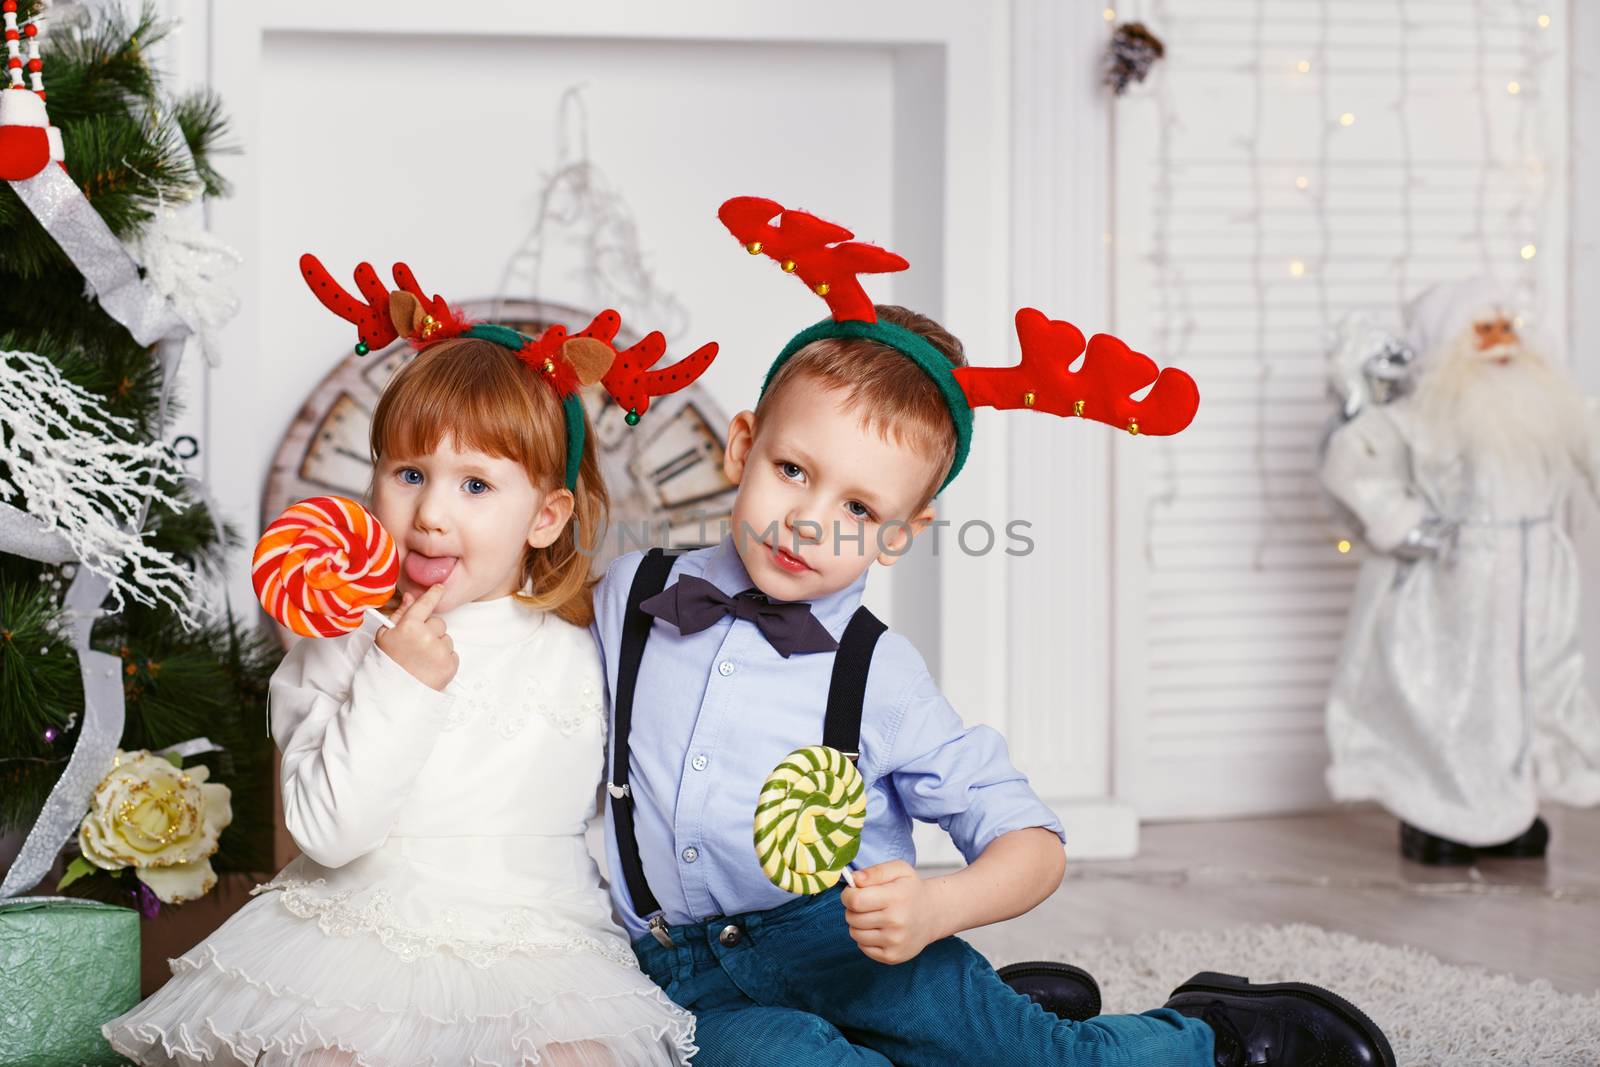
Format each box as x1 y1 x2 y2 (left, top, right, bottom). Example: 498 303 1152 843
608 547 885 943
609 547 677 924
823 607 887 760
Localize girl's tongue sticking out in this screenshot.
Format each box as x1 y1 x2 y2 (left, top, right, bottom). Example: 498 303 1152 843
403 552 458 588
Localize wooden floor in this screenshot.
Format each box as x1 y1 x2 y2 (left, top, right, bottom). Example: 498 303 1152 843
954 804 1600 995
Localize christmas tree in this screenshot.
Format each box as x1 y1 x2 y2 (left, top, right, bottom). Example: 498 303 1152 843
0 2 278 908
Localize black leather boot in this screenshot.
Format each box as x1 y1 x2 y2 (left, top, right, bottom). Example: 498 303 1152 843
1479 815 1548 859
1399 821 1476 865
996 960 1102 1021
1166 971 1396 1067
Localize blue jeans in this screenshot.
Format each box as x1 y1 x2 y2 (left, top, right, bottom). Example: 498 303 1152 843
632 886 1214 1067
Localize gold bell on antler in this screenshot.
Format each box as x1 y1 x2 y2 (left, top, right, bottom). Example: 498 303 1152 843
1023 391 1036 407
814 282 831 296
419 314 440 340
1073 399 1085 417
1127 419 1140 436
781 260 797 273
746 241 763 255
542 359 556 375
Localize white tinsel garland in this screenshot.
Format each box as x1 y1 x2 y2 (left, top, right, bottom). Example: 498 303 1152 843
0 348 198 624
128 206 242 368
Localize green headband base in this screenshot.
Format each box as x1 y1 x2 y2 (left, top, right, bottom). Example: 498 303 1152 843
761 318 973 492
561 394 585 493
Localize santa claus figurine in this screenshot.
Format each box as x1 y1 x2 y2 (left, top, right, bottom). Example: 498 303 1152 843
1320 278 1600 864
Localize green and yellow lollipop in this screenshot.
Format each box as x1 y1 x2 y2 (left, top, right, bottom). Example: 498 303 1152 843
754 745 867 894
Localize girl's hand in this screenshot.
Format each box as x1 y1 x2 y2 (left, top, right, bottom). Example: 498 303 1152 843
840 860 948 965
374 583 457 691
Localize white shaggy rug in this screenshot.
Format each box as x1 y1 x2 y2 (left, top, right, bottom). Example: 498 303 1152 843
1029 924 1600 1066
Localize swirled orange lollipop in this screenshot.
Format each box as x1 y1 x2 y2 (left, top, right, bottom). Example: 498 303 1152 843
252 496 398 637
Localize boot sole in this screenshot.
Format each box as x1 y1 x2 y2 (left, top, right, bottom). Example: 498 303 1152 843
1400 836 1476 866
996 960 1103 1019
1171 971 1397 1067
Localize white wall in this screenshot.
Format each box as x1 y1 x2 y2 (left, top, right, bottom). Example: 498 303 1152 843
186 0 1160 857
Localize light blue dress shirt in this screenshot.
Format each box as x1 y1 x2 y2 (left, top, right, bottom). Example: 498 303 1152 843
592 536 1065 940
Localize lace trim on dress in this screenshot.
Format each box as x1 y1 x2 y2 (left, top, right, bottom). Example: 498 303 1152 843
251 878 638 970
440 678 604 740
529 679 604 738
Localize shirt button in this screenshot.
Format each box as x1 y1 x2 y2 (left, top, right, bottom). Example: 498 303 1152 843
718 660 735 677
692 754 709 772
682 847 699 864
718 923 742 947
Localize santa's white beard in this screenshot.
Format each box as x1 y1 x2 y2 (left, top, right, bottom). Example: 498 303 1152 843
1411 335 1588 486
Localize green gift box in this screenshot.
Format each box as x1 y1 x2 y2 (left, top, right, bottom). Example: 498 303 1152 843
0 895 140 1067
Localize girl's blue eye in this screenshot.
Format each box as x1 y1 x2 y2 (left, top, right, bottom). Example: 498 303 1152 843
398 468 423 485
463 478 490 496
779 462 804 481
846 501 872 520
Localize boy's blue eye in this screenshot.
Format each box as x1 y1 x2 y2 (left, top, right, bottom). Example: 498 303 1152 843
779 462 804 481
846 501 872 520
398 467 423 485
463 478 490 496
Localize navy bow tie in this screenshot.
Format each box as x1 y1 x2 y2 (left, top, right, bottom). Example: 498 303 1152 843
639 574 839 658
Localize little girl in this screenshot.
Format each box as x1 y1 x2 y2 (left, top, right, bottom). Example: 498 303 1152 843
103 286 700 1065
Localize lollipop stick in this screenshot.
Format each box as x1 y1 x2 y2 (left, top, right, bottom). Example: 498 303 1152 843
840 866 857 890
364 605 396 630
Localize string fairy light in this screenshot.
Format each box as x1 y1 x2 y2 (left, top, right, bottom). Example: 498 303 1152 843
1128 0 1556 715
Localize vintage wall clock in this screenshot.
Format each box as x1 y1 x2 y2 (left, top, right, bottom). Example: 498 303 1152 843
262 296 738 618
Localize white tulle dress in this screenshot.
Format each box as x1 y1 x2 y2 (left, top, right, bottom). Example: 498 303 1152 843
103 595 696 1066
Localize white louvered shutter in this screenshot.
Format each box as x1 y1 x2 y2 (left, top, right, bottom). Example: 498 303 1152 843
1111 0 1568 818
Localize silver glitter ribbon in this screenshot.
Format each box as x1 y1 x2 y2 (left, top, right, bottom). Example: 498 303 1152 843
0 567 120 898
9 165 186 345
1 154 201 897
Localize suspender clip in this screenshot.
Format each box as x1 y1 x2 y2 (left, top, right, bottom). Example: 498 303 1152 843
607 782 631 800
648 914 673 948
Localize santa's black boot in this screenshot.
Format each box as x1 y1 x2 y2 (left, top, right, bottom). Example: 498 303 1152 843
1165 972 1396 1067
996 960 1101 1021
1399 821 1476 865
1479 815 1549 859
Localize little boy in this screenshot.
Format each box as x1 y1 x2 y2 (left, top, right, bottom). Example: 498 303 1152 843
590 198 1394 1066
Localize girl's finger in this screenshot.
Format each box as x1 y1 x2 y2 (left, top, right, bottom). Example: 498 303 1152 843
407 582 448 625
388 592 417 626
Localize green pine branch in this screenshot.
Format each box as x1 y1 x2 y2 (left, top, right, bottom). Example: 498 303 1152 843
35 5 165 127
0 2 279 876
173 90 236 198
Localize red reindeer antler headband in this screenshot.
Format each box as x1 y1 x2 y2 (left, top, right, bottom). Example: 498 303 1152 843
719 195 1200 490
299 255 719 489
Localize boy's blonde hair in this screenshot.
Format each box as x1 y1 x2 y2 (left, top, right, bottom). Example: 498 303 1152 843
754 305 966 511
368 338 609 628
